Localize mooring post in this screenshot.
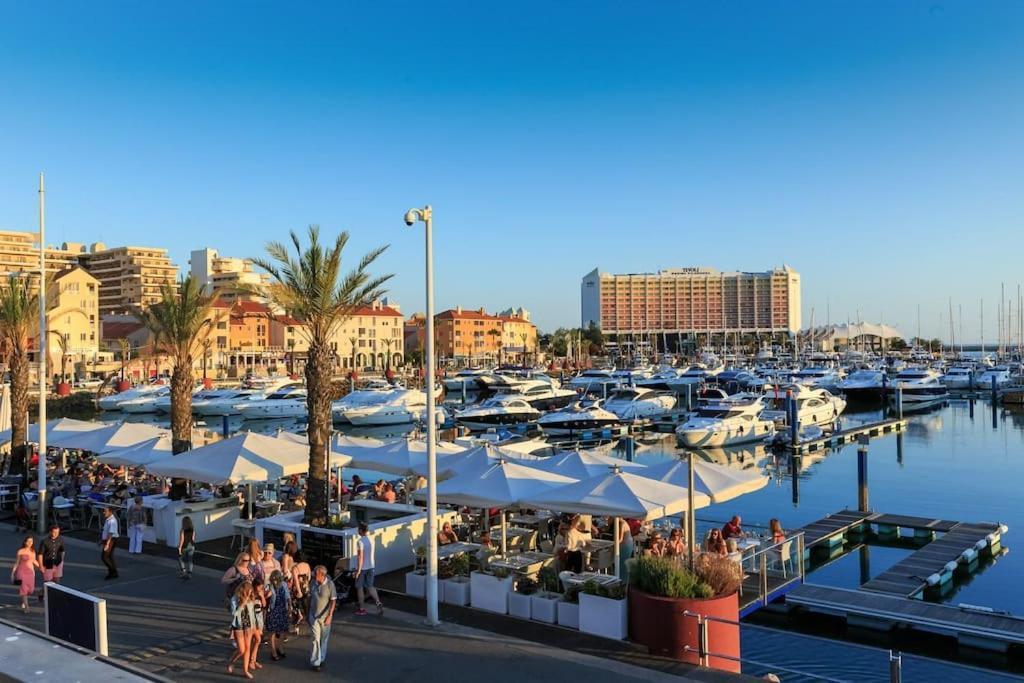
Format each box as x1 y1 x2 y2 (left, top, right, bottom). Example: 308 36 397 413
889 651 902 683
992 374 998 403
603 382 608 400
790 454 800 506
623 436 635 462
461 381 467 405
896 431 904 466
896 383 903 419
859 544 872 585
685 383 692 412
222 415 229 438
787 389 798 446
857 439 869 512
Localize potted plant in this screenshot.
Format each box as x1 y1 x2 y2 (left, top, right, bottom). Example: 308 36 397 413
441 553 472 606
405 546 427 597
531 566 563 625
508 576 537 619
470 566 515 614
579 579 628 640
556 582 581 629
627 554 742 673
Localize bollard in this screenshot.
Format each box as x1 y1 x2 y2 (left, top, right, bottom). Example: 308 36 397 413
896 383 903 419
222 415 230 438
624 436 635 462
889 651 902 683
857 444 869 512
603 382 608 400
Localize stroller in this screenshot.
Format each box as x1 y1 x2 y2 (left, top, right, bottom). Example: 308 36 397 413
331 556 358 605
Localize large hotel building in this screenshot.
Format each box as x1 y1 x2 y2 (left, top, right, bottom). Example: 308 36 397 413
581 266 801 345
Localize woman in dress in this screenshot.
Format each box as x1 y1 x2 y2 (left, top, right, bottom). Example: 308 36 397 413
246 538 265 586
769 518 786 544
280 540 297 589
704 528 728 557
264 570 291 661
290 551 312 635
178 516 196 579
11 537 40 613
227 582 255 679
248 579 267 673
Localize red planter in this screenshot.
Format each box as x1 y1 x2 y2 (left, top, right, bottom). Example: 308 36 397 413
628 587 740 673
203 377 214 390
116 380 132 392
56 382 72 396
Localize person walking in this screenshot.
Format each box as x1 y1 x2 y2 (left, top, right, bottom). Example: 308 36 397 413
36 524 66 602
100 507 119 580
227 582 255 679
353 522 383 616
11 536 40 613
178 516 196 579
127 496 146 554
307 565 336 672
265 570 290 661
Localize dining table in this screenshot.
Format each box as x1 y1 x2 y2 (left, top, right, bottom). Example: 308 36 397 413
487 551 553 575
438 541 481 560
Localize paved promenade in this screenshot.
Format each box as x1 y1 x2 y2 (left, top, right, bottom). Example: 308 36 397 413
0 524 737 682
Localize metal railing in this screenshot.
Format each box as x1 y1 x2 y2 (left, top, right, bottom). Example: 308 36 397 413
681 610 905 682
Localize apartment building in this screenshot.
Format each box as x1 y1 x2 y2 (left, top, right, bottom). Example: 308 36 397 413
190 247 269 301
81 245 179 312
581 266 801 346
27 267 102 379
406 306 538 363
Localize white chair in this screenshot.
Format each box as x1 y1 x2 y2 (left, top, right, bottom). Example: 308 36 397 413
769 540 793 577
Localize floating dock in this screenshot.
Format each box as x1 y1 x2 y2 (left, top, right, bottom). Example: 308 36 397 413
789 418 907 454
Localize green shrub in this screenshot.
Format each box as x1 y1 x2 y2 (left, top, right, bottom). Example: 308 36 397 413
538 565 560 593
516 576 538 595
448 553 470 577
563 583 582 604
629 554 739 600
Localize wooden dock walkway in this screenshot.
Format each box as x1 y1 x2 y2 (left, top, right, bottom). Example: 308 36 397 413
786 584 1024 653
798 509 874 550
790 417 907 454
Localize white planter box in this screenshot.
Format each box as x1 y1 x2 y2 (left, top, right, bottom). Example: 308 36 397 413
470 571 515 614
579 593 628 640
405 571 426 598
556 601 579 629
531 591 562 624
441 576 471 606
508 591 532 619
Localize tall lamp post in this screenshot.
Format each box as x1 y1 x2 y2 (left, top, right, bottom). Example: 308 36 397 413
37 172 48 534
404 205 439 626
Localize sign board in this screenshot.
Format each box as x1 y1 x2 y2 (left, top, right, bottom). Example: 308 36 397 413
44 583 108 656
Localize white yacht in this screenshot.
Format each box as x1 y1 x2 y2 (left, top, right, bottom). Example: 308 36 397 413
976 365 1012 388
443 368 488 393
192 383 290 417
610 366 654 386
118 385 172 414
331 381 406 422
675 394 775 448
454 396 541 431
836 369 886 401
940 365 976 390
98 383 168 411
888 368 948 407
566 368 619 393
602 387 676 421
763 384 847 427
494 377 576 410
536 400 621 435
665 365 721 391
635 367 682 391
237 385 308 420
344 393 446 426
791 367 844 392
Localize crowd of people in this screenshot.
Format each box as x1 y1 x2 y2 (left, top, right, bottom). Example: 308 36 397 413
219 523 382 677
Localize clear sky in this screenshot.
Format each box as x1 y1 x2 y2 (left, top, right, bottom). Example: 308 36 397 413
2 2 1022 340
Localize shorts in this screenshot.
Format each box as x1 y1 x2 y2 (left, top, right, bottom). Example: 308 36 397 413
357 569 375 590
42 562 64 582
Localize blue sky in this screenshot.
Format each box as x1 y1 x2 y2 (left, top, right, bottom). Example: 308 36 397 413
2 2 1022 340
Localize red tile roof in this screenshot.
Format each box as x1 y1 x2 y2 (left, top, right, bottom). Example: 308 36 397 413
436 308 500 321
351 305 402 317
101 321 145 340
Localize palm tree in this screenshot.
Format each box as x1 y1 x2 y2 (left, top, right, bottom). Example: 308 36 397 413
138 276 218 454
254 225 391 526
0 275 39 454
487 328 501 364
50 331 70 384
117 337 131 382
200 338 213 381
520 332 529 365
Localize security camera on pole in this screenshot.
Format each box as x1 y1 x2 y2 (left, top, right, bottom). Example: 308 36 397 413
404 205 439 626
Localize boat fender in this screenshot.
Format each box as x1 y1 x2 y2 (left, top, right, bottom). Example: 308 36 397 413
926 573 941 586
961 549 978 563
1000 524 1009 534
944 561 958 573
975 539 988 551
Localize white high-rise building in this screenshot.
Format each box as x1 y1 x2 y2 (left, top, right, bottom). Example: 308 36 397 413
189 248 268 300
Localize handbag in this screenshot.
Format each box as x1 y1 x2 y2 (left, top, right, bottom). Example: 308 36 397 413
11 577 21 586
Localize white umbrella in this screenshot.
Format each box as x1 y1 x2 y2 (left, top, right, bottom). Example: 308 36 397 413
0 417 104 447
416 459 576 553
522 467 712 578
276 431 353 467
96 435 175 467
436 443 536 478
145 431 310 484
637 457 768 504
349 438 466 476
523 449 647 480
50 422 169 454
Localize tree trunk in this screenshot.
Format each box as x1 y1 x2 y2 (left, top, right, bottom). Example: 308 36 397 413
170 361 194 454
9 345 29 448
304 342 333 527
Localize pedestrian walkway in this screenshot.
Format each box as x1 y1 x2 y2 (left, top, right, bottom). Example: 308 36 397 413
0 524 733 682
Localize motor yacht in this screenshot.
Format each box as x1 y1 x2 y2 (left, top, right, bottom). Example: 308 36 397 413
566 368 619 393
940 365 976 390
237 384 308 420
192 379 294 417
494 377 576 410
97 383 168 411
665 365 721 392
118 385 172 414
331 381 410 422
762 384 847 427
836 369 886 401
343 392 446 426
976 365 1013 389
675 394 776 448
635 367 681 391
454 396 541 431
536 400 621 435
791 367 844 392
602 387 676 421
887 367 949 408
709 369 761 395
443 368 488 393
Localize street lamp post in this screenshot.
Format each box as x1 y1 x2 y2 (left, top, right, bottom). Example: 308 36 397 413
404 205 439 626
37 172 48 535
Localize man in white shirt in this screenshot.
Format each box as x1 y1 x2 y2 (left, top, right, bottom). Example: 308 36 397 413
354 522 383 616
100 507 119 579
